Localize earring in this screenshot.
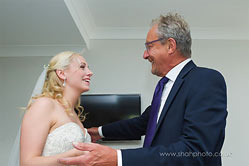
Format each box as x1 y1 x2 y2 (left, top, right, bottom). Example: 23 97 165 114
63 78 66 87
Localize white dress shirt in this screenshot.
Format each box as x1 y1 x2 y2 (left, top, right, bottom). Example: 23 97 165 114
99 59 191 166
157 58 191 122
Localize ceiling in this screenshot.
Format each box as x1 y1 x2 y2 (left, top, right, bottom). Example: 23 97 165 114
0 0 84 46
65 0 249 48
0 0 248 50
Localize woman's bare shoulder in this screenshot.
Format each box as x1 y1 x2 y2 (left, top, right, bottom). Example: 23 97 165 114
22 97 59 128
27 97 57 114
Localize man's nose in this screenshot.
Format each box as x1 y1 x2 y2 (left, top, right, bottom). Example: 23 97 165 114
143 50 149 59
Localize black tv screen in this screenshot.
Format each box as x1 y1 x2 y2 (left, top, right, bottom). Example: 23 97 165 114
80 94 141 140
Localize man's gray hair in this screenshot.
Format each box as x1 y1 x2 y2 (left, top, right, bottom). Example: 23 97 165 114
152 13 192 58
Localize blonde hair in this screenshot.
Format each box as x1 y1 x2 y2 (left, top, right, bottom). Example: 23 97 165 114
27 51 85 121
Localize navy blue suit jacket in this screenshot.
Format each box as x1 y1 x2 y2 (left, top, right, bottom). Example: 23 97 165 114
102 61 227 166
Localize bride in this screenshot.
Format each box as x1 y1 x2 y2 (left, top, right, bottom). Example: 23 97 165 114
14 51 93 165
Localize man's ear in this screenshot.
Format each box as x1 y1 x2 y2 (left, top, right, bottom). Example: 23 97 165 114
167 38 177 55
56 69 66 80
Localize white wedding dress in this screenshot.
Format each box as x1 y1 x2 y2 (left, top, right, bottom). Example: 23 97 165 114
8 122 91 165
42 122 91 156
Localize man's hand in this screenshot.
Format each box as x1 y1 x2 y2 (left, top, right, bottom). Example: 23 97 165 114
57 143 117 166
87 127 102 142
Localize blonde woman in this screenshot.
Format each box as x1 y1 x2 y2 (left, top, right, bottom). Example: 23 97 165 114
19 51 93 165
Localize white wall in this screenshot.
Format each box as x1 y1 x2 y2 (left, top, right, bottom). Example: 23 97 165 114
192 40 249 166
0 39 248 165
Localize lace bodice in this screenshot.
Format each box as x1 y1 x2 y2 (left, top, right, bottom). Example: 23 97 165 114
42 122 91 156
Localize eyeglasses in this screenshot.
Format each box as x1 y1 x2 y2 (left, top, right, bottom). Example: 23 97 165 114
145 37 165 53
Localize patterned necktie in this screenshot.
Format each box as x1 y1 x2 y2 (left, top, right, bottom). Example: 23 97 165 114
143 77 169 147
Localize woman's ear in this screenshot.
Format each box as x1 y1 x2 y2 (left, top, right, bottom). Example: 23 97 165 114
56 69 66 80
167 38 177 55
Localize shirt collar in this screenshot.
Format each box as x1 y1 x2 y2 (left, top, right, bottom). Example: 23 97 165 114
166 58 191 82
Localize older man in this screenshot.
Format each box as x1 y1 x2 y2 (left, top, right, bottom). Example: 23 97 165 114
58 13 227 166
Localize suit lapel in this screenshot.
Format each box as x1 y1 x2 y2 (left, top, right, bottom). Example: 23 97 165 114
152 60 196 141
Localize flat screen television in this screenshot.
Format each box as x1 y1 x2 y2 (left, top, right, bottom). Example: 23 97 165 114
80 94 141 141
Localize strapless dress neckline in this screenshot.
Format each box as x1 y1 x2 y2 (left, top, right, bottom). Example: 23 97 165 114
42 122 91 156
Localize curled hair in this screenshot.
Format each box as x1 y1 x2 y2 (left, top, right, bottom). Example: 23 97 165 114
27 51 85 121
152 13 192 58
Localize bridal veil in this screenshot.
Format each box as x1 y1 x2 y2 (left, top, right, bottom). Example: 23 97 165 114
8 66 48 166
